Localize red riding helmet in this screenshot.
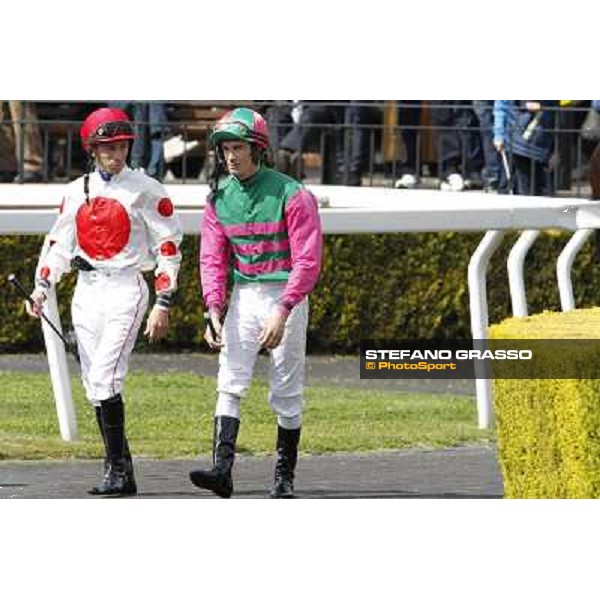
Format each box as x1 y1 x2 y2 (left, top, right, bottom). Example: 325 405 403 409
80 107 135 152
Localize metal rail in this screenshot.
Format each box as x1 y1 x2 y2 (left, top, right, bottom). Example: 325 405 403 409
3 185 600 436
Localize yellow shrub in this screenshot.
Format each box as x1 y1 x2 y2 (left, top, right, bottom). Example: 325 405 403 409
490 309 600 498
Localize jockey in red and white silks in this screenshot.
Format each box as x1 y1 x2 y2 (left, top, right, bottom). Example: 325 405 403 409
34 166 182 404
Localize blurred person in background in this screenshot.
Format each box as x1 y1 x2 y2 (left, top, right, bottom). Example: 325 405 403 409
271 101 371 186
0 101 43 182
109 101 170 181
393 101 422 189
264 100 297 151
431 101 484 192
473 100 501 193
493 100 558 196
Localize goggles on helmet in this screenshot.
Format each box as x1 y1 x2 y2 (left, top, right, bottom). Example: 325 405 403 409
91 121 134 142
210 116 269 149
213 120 252 137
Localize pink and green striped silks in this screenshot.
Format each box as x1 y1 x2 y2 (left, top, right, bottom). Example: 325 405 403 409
200 166 323 316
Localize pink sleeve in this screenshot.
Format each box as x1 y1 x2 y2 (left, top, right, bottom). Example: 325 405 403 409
278 188 323 316
200 198 230 314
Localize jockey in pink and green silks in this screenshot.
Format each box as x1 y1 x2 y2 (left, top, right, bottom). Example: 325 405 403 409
189 106 323 500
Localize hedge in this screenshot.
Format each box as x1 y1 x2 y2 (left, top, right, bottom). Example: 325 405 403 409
2 230 600 353
490 309 600 498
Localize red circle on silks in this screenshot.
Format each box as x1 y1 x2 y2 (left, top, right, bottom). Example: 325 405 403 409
40 266 51 279
160 241 177 256
76 197 131 260
157 197 174 217
155 273 171 292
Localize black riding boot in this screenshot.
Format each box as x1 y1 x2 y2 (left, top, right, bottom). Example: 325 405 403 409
91 404 136 494
88 395 137 496
93 406 110 482
189 416 239 498
270 426 301 499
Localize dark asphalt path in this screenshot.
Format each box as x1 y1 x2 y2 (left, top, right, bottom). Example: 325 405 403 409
0 445 502 499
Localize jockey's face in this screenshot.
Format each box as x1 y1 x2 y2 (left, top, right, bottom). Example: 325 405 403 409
221 140 258 180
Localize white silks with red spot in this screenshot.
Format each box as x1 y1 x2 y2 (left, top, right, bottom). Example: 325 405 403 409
35 167 182 296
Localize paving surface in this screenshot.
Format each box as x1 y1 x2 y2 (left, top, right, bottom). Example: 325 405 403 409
0 445 502 499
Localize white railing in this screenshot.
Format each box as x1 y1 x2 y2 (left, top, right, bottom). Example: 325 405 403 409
2 183 600 437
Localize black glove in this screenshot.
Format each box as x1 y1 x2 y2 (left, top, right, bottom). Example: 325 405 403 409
71 255 96 271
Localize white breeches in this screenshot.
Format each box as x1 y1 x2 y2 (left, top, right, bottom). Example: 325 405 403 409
217 282 309 423
71 270 149 405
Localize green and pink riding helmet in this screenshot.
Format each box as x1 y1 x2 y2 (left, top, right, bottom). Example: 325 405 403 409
208 107 271 191
209 107 270 151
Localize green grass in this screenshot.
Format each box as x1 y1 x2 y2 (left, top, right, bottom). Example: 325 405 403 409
0 371 494 460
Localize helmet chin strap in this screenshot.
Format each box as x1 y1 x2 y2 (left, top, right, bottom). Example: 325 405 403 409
209 147 225 193
250 145 262 165
83 152 115 203
83 154 95 204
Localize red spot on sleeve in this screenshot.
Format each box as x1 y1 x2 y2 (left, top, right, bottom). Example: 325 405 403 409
157 197 174 217
155 273 171 292
160 241 177 256
40 266 51 279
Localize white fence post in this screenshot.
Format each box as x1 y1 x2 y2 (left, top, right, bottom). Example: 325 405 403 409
557 229 593 312
40 286 78 441
468 230 506 429
34 235 77 441
507 230 540 317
